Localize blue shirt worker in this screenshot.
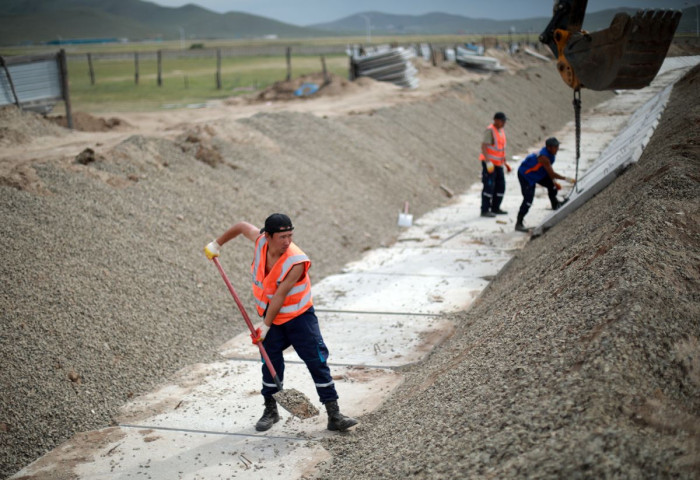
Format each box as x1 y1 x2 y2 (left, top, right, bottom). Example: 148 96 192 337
479 112 512 217
516 137 576 232
205 213 358 432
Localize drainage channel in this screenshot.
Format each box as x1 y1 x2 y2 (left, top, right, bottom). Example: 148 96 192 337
11 56 698 480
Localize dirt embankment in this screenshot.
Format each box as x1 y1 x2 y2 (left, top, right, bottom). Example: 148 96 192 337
1 47 696 479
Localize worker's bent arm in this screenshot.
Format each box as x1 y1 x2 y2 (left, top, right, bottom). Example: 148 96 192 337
263 263 304 327
217 222 259 246
481 143 489 158
538 155 566 181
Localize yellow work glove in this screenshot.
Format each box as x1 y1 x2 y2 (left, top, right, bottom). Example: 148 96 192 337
204 240 220 259
485 161 495 174
567 177 576 184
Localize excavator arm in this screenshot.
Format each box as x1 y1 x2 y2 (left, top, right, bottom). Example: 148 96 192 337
540 0 682 90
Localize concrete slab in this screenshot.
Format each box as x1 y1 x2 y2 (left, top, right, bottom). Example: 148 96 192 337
20 425 330 480
312 272 489 314
113 361 400 436
76 428 330 480
14 361 401 479
220 311 455 367
340 245 512 277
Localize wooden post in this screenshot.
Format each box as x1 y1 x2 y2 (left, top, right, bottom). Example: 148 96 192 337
134 52 139 85
87 53 95 85
58 50 73 130
216 48 222 89
321 55 329 85
285 46 291 81
430 43 437 66
157 50 162 87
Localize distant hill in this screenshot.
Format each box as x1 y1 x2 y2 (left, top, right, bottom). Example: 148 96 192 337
309 8 693 36
0 0 693 46
0 0 328 45
310 11 548 36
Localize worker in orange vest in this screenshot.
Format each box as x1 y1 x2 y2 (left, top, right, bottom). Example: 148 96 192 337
205 213 358 432
479 112 511 217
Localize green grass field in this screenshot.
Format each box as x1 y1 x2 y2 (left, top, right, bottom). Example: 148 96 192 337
66 53 351 112
4 35 502 113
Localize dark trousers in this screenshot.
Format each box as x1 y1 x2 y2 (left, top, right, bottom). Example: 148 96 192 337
259 306 338 404
481 163 505 213
517 172 559 221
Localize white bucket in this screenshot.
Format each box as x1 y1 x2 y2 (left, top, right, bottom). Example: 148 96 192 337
397 201 413 227
397 212 413 227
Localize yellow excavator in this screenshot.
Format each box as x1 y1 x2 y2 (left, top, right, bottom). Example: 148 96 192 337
540 0 682 91
538 0 681 192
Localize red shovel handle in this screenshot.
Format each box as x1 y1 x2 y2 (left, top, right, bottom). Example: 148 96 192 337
211 257 280 383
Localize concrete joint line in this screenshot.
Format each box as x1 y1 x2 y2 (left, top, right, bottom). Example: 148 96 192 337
346 271 487 279
313 308 438 317
223 356 398 370
119 423 316 442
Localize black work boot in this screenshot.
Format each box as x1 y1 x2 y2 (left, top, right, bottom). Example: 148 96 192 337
255 396 280 432
515 214 529 233
325 400 358 432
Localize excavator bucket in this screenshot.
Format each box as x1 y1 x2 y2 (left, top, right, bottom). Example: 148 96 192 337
541 0 682 91
563 10 682 90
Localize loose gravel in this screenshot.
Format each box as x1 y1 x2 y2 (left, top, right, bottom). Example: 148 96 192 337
315 65 700 479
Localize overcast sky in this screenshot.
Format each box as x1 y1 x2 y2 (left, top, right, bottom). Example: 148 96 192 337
148 0 695 25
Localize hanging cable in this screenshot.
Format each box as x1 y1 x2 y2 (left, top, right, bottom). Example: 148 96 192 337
564 87 583 202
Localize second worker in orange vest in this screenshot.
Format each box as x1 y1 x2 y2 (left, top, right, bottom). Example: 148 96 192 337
204 213 358 433
479 112 511 217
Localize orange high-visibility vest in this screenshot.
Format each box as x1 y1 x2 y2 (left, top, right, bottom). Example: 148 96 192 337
251 235 313 324
479 124 507 166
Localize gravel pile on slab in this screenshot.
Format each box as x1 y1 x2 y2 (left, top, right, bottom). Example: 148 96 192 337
316 66 700 479
1 59 645 479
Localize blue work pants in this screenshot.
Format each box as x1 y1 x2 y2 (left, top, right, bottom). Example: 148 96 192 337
481 163 505 213
517 172 559 220
259 306 338 404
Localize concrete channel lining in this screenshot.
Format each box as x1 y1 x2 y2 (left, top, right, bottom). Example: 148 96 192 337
10 55 699 480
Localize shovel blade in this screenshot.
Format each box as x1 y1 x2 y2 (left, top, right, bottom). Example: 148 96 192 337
273 388 319 419
565 9 681 90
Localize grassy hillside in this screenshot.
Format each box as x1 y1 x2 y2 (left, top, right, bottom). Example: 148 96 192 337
0 0 327 45
1 0 695 46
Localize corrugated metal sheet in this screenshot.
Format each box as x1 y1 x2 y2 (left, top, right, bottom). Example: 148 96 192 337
0 56 63 107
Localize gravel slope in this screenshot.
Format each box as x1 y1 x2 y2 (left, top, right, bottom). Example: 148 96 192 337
316 65 700 479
